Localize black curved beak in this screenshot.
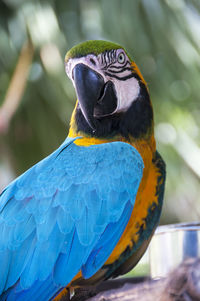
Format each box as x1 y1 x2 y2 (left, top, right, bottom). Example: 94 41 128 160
73 63 104 130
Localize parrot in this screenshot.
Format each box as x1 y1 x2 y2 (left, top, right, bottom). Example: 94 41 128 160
0 40 166 301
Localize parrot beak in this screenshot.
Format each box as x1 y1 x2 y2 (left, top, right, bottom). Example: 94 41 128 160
73 63 104 131
72 63 117 131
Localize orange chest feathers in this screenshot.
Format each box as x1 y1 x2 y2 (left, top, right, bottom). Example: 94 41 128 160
105 135 158 264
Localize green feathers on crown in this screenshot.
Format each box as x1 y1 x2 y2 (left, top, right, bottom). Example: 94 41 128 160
65 40 129 62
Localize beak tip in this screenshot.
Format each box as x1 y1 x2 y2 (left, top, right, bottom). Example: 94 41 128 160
73 63 104 131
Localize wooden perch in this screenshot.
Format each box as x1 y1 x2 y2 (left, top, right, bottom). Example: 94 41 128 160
66 258 200 301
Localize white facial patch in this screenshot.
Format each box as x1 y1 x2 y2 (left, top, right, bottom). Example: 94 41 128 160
108 73 140 113
65 49 140 113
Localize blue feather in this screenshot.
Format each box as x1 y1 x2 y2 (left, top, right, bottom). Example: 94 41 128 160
36 207 58 241
0 249 11 293
0 137 143 300
57 207 74 234
76 207 96 246
82 200 133 278
37 224 65 281
53 228 87 286
5 231 35 290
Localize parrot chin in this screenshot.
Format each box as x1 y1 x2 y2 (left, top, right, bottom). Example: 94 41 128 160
73 63 117 131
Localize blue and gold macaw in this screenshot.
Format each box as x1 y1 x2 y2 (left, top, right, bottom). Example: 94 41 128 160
0 40 166 301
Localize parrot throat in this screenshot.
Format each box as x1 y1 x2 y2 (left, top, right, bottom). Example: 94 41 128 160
73 82 153 140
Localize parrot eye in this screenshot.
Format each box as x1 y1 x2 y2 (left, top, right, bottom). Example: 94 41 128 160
117 52 125 64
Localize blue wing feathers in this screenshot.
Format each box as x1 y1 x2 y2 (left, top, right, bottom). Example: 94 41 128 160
53 228 88 286
0 250 11 293
56 207 74 234
0 137 144 300
76 207 96 246
82 200 133 279
5 231 35 290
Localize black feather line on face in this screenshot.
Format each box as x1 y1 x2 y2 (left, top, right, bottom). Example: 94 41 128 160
105 67 133 74
104 72 138 81
111 49 115 62
103 52 107 66
74 82 153 139
101 50 118 69
105 61 130 70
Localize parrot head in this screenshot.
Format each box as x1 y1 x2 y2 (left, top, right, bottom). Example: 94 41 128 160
65 40 153 139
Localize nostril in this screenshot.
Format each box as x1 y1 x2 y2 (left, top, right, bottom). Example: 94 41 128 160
90 58 96 65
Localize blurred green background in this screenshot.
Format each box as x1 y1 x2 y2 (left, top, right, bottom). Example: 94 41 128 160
0 0 200 225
